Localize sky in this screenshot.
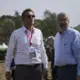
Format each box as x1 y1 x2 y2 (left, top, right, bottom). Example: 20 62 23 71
0 0 80 27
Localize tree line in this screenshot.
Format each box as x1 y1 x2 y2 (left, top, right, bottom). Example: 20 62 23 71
0 10 80 44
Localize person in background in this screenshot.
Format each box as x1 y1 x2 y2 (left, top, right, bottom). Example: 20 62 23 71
45 36 55 80
54 12 80 80
5 8 48 80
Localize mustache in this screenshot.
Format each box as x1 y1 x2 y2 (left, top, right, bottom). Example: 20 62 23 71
59 23 68 27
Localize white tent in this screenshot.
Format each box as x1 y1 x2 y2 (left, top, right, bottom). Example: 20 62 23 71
0 42 8 51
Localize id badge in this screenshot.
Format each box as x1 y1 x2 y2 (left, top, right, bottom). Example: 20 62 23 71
29 51 36 59
29 46 36 59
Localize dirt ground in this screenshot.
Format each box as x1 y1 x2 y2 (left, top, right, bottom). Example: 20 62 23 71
0 61 52 80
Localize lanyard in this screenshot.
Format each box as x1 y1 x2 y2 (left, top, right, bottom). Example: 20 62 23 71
25 30 33 46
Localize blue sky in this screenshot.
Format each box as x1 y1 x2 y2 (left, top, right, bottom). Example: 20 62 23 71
0 0 80 27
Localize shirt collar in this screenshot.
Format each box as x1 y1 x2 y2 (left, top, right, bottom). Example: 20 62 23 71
23 26 27 32
22 26 35 33
59 27 70 35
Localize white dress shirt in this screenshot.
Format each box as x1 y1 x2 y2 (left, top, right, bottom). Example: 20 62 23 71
5 26 48 71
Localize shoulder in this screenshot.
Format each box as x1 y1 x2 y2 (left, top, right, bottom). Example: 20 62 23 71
67 28 79 34
55 32 59 37
34 28 43 36
66 28 80 41
34 28 42 33
55 32 60 39
12 27 22 34
34 28 44 39
67 28 80 37
11 27 22 36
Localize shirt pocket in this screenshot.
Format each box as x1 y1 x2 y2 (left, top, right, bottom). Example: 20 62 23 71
64 40 71 53
64 41 70 47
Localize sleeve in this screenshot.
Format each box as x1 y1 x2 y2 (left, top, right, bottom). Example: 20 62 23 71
40 32 48 69
5 32 16 72
72 32 80 76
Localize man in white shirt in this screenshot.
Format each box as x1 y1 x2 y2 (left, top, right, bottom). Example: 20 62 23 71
5 8 48 80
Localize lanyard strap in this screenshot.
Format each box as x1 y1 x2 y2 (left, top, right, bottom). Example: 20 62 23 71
25 30 33 46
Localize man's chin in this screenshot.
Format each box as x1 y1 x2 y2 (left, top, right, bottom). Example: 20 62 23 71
58 28 66 33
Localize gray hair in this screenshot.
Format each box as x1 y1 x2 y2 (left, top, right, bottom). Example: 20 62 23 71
57 12 69 20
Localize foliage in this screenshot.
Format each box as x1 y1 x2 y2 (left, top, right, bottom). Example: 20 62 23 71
0 10 57 38
74 24 80 32
36 10 57 38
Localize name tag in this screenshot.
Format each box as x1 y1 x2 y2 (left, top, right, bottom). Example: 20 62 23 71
29 51 36 59
29 46 36 59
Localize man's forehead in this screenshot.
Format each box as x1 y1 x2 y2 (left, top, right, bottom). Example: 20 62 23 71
25 11 34 15
57 13 68 19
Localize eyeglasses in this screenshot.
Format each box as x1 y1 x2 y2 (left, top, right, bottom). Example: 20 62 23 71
25 15 35 18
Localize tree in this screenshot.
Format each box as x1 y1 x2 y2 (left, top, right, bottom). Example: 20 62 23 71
36 10 57 38
3 18 15 36
13 11 22 29
0 17 15 44
74 24 80 32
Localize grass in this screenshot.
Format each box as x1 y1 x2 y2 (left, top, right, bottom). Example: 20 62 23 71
0 61 52 80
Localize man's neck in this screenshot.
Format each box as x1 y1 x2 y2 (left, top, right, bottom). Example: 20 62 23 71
59 29 64 34
59 27 68 34
59 31 63 34
24 25 34 31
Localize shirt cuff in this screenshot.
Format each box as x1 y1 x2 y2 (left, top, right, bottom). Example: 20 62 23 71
5 67 10 72
43 63 48 69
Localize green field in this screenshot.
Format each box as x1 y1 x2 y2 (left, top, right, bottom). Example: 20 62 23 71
0 61 52 80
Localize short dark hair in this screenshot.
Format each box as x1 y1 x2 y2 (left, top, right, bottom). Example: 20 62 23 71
22 8 34 20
